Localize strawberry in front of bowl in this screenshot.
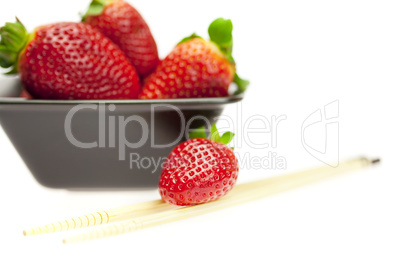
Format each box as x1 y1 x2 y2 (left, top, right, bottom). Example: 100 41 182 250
159 124 239 206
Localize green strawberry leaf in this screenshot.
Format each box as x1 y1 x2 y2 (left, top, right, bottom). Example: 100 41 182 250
0 48 16 68
220 132 235 145
81 0 109 21
210 123 220 142
189 126 207 139
208 18 233 63
5 64 18 75
233 73 250 95
0 18 29 74
208 18 249 93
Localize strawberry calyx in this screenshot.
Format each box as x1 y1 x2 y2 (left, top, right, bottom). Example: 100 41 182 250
0 18 30 74
178 33 202 44
233 73 250 94
189 123 235 146
81 0 112 21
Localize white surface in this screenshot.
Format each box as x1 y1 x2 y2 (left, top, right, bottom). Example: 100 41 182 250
0 0 401 267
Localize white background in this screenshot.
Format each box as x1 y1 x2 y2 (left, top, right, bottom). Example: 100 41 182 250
0 0 401 267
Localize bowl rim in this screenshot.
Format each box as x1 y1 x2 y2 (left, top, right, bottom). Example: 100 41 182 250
0 94 244 105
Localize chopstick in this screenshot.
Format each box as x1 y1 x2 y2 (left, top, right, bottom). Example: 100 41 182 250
23 199 172 236
62 157 379 244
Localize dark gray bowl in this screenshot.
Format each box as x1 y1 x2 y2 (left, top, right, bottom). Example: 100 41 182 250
0 76 242 189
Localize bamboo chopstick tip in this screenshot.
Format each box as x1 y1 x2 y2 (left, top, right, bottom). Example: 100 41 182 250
371 158 381 165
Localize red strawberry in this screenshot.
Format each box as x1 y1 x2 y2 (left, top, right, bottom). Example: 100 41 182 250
0 20 140 99
139 18 249 99
159 124 239 206
83 0 159 78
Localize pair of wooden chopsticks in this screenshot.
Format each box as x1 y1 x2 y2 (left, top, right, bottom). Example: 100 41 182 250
23 157 379 244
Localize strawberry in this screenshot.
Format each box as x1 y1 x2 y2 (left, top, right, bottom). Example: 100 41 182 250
83 0 159 78
159 124 239 206
0 20 141 99
138 18 249 99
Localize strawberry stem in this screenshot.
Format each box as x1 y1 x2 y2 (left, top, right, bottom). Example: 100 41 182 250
0 18 30 74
